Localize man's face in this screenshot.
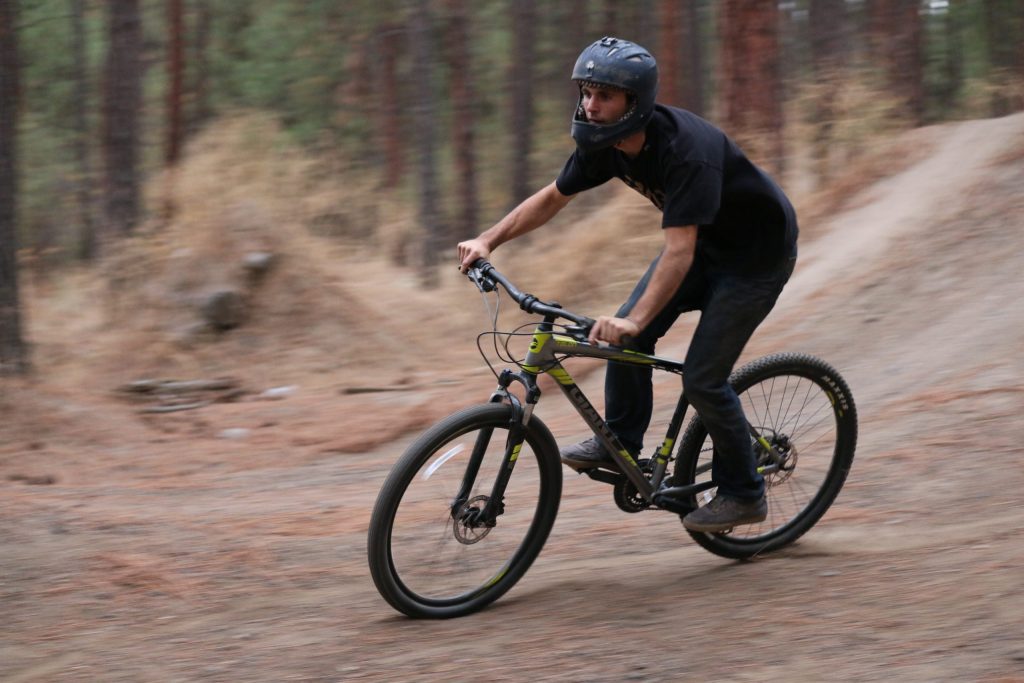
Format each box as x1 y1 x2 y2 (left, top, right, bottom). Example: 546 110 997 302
580 85 629 125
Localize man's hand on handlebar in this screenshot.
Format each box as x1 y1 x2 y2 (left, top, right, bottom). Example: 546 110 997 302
457 238 491 273
588 315 640 347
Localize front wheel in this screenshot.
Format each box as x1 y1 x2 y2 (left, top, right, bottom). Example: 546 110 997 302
674 353 857 559
367 403 562 618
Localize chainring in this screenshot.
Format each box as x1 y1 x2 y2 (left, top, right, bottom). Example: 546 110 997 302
613 458 652 513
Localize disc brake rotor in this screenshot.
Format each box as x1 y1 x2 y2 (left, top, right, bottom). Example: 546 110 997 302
453 495 493 545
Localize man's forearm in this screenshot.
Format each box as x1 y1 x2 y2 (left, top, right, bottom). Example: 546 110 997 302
626 249 693 330
479 182 571 250
625 225 698 330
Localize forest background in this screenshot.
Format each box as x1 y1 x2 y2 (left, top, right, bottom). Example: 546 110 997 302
1 0 1023 374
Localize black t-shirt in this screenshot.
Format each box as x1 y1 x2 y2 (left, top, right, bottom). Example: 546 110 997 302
556 104 798 274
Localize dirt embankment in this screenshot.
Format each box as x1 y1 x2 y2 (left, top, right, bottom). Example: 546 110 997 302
2 113 1024 682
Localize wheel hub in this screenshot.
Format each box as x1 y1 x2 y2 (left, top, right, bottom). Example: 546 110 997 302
453 495 494 544
764 436 796 488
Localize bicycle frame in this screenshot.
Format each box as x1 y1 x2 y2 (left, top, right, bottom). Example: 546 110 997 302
516 318 689 501
460 261 780 523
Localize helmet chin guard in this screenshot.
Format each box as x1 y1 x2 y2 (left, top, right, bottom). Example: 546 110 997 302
570 37 658 151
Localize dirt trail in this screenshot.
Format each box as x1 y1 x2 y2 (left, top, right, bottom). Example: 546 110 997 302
3 114 1024 682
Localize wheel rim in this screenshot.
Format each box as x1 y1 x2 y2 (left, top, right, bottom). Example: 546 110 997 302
387 424 545 604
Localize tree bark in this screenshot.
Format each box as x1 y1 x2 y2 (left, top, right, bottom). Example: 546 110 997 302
509 0 536 208
601 0 617 37
102 0 143 236
70 0 97 260
658 0 683 106
681 0 704 116
719 0 784 175
410 0 441 287
983 0 1024 115
868 0 924 125
809 0 847 185
565 0 587 108
658 0 703 113
0 0 28 374
445 0 479 243
166 0 184 166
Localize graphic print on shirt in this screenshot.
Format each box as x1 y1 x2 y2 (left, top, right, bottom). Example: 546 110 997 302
622 174 665 211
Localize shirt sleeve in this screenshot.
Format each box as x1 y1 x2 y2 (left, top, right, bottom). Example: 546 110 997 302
661 161 722 228
555 148 615 196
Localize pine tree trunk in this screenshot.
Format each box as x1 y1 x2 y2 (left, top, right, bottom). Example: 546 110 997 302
166 0 184 166
565 0 587 107
509 0 536 208
102 0 143 236
809 0 847 185
896 2 924 124
445 0 479 243
681 0 704 116
658 0 683 106
719 0 784 175
411 0 441 287
869 0 924 125
601 0 617 37
0 0 28 374
983 0 1024 114
70 0 97 260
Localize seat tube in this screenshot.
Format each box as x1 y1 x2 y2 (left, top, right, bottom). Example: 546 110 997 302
650 389 690 483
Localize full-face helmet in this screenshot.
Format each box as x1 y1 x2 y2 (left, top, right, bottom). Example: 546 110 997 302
570 37 659 151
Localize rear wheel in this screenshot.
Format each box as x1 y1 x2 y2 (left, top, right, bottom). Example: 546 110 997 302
674 353 857 559
367 403 561 618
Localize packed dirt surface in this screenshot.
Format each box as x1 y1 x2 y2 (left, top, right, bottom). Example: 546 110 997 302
3 113 1024 682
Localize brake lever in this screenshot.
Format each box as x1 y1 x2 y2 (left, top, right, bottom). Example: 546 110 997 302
467 268 495 293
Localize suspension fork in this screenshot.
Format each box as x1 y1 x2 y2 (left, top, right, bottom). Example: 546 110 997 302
452 368 540 526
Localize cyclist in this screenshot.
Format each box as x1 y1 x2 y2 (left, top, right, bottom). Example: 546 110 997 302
457 37 798 533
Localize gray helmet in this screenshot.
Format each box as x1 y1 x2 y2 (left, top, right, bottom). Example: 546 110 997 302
570 37 659 151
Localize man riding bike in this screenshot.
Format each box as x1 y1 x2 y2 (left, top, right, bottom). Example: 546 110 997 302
457 37 798 533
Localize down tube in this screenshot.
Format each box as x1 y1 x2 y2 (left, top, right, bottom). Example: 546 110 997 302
546 365 654 500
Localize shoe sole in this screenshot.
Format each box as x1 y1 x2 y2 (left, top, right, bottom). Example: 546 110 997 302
560 457 620 473
682 512 767 534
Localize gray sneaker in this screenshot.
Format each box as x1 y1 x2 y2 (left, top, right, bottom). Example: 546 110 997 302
559 436 618 471
682 494 767 533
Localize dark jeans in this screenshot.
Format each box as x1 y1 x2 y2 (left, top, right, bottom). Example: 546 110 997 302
607 254 796 501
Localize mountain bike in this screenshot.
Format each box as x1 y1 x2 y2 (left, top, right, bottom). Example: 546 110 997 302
367 260 857 618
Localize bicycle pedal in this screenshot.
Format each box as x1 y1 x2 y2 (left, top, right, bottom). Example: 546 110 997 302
652 492 694 515
578 467 623 486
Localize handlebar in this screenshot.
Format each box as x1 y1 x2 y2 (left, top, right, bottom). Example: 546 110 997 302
466 260 596 330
